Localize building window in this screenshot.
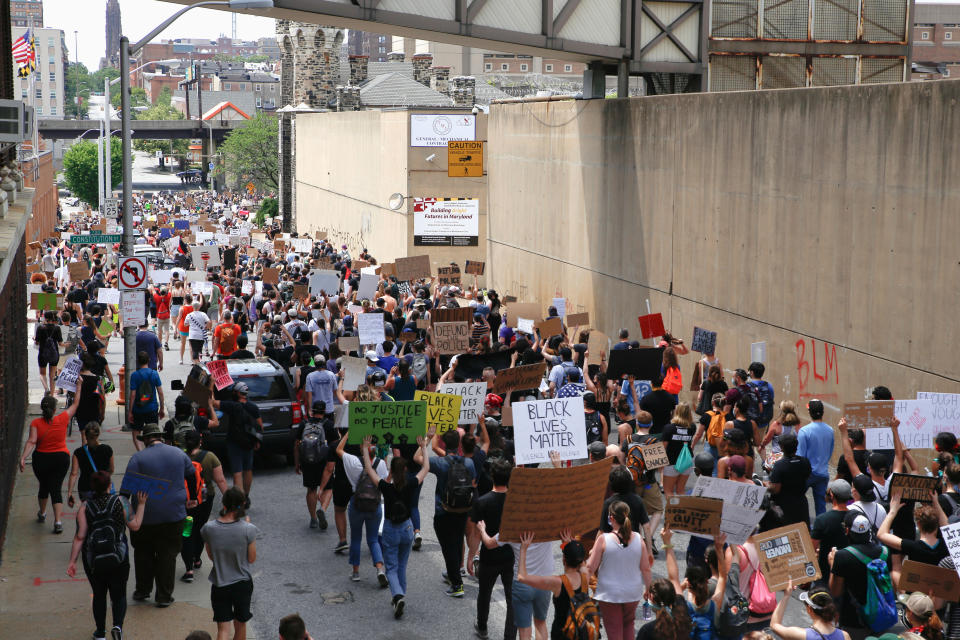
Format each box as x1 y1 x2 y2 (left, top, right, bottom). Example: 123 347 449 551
35 88 41 98
564 64 572 72
485 63 492 71
270 84 275 92
256 97 262 107
49 91 55 100
47 37 53 47
545 64 553 72
49 72 55 82
500 63 508 70
947 32 953 40
520 64 528 71
224 82 231 90
36 105 42 115
50 105 56 115
379 46 386 53
21 90 27 99
922 32 929 40
255 83 261 91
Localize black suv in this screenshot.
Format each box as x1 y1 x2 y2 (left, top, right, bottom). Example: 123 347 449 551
202 358 302 458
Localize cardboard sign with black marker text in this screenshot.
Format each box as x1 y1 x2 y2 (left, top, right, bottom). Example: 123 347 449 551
752 522 822 591
664 496 722 538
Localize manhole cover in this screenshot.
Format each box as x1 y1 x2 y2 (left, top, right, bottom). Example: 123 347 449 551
319 591 354 604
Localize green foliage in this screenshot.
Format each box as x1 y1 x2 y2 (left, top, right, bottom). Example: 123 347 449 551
156 87 173 107
131 100 189 166
111 87 149 111
65 64 121 118
256 197 277 225
62 139 122 205
217 112 278 191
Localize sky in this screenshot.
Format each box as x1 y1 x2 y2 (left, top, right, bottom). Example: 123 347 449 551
39 0 276 70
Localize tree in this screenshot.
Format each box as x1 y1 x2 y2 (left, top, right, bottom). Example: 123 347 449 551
63 138 122 205
156 86 173 107
64 62 91 119
217 112 278 191
111 87 149 111
132 101 189 168
256 197 277 226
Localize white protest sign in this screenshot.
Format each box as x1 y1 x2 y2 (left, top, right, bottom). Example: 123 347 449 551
916 392 960 438
551 297 566 318
691 475 768 545
943 521 960 582
185 270 205 283
150 269 173 284
121 290 146 326
241 280 253 295
97 288 120 305
55 356 83 390
192 281 213 296
512 396 588 465
438 382 487 425
309 269 341 296
358 313 385 347
341 356 367 390
189 245 221 267
291 237 312 253
357 273 379 301
195 231 214 244
517 318 535 335
864 399 937 450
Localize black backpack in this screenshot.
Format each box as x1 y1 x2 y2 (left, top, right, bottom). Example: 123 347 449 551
85 495 126 573
443 456 474 512
353 463 381 512
298 421 329 466
739 384 762 423
132 372 155 410
584 412 603 445
40 328 59 363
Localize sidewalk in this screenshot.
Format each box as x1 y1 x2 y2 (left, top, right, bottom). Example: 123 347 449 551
0 334 249 639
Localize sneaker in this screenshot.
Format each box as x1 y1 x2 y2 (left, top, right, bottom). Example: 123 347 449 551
53 522 63 534
350 570 360 582
377 569 388 588
93 634 106 640
393 596 405 619
111 626 122 640
474 621 488 639
334 540 349 554
445 585 465 598
316 509 328 530
180 571 194 583
131 592 149 602
155 598 174 608
164 343 170 351
36 510 46 523
412 531 422 550
309 518 319 529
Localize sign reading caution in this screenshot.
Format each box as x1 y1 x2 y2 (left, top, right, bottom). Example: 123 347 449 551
448 140 483 177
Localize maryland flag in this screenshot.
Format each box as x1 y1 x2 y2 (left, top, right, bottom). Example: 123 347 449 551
13 31 36 78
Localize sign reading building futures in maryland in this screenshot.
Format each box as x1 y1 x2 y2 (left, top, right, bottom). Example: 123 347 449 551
413 198 479 246
410 113 476 147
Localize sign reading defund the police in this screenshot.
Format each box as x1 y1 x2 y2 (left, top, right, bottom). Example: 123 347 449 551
513 396 587 465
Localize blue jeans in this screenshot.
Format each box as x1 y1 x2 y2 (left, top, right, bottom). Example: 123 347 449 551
347 500 384 568
708 444 720 476
381 519 414 597
807 474 829 517
406 476 422 531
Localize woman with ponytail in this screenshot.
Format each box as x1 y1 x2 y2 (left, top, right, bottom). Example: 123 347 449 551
769 578 850 640
636 578 692 640
584 501 652 640
19 380 81 534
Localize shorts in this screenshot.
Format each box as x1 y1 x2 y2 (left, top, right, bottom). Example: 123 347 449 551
211 579 253 623
226 439 255 472
37 353 58 368
332 476 353 508
640 482 664 516
301 463 325 488
130 410 159 432
189 339 204 359
179 330 189 337
512 581 551 627
662 465 687 478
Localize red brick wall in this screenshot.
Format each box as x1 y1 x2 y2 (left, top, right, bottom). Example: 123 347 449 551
21 145 55 244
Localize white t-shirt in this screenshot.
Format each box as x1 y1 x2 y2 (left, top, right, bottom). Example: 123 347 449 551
341 452 388 490
186 310 210 340
494 535 556 580
851 500 887 530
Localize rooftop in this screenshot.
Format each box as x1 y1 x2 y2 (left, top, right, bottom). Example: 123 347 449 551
360 72 454 108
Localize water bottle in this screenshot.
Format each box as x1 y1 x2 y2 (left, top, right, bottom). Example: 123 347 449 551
182 515 194 538
642 600 653 621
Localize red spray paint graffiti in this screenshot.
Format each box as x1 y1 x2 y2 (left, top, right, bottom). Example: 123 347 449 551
795 339 839 392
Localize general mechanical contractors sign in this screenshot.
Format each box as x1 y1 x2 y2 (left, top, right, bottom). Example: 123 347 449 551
413 197 479 246
410 114 476 147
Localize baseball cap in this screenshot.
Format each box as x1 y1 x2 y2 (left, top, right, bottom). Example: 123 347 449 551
311 400 326 413
233 381 250 395
827 479 852 502
723 427 747 445
588 441 607 460
484 393 503 408
364 350 379 362
853 474 876 502
798 586 834 611
899 592 934 620
844 511 871 535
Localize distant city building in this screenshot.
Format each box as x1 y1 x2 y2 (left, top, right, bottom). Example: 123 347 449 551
348 31 391 62
12 27 66 118
10 0 42 27
256 36 280 61
104 0 121 68
211 69 278 110
912 3 960 79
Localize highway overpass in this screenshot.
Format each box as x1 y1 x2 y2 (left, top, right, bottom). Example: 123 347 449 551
37 119 242 141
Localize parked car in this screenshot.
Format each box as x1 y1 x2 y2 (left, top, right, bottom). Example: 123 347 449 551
133 244 177 269
201 358 302 459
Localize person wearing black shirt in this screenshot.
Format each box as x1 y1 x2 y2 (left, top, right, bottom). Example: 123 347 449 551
638 375 677 435
471 459 516 640
768 433 812 528
227 334 256 360
294 402 336 530
811 480 851 583
600 465 652 551
360 432 432 619
829 511 885 631
34 311 63 394
211 383 262 508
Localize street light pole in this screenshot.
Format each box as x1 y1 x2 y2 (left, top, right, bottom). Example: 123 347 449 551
104 78 111 201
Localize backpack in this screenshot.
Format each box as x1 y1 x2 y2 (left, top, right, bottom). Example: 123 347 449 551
40 327 59 363
662 366 683 395
625 434 661 486
442 456 475 513
739 545 777 615
688 599 717 640
584 411 602 445
185 453 206 504
132 371 155 410
943 493 960 524
716 562 750 637
750 379 775 425
353 463 381 512
846 546 898 633
706 410 727 449
225 404 262 450
559 574 601 640
171 413 197 450
85 495 126 573
560 363 581 386
739 385 762 423
298 421 329 466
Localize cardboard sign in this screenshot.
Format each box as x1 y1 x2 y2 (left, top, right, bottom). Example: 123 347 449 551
274 239 285 253
664 496 723 538
432 306 474 325
503 295 517 303
438 265 461 286
494 362 546 393
889 473 939 502
315 230 328 241
206 359 234 391
513 396 588 465
753 522 822 591
433 321 470 355
97 316 115 338
338 336 360 353
416 319 431 330
465 260 485 275
413 391 461 434
901 560 960 601
68 261 90 282
536 316 563 338
378 263 397 278
183 367 213 406
637 313 665 339
507 302 541 328
292 284 308 300
691 327 717 354
843 400 896 429
358 313 386 347
347 400 428 445
395 255 431 282
640 442 670 470
262 267 279 285
587 330 609 366
119 471 173 500
944 522 960 582
341 356 368 390
691 475 768 544
399 331 418 343
566 312 589 327
438 382 487 425
606 347 664 381
499 458 613 543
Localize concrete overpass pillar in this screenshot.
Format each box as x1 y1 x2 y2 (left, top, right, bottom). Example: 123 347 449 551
583 62 606 99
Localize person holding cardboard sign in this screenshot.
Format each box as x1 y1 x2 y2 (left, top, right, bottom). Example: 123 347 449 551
877 490 950 589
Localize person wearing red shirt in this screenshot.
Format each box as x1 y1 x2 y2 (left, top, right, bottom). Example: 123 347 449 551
213 310 242 359
152 285 173 349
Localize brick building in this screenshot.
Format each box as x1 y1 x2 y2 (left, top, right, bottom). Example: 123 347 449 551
912 4 960 78
348 31 391 62
19 139 54 243
10 0 41 27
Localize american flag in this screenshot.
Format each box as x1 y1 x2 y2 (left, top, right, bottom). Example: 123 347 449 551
12 31 34 65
